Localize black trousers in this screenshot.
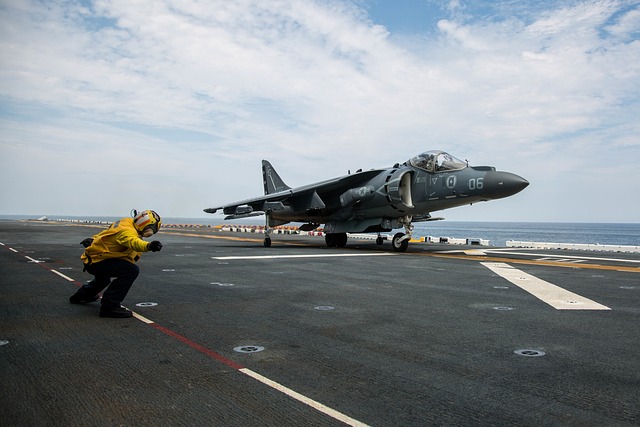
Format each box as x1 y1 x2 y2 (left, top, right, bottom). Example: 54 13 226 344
83 259 140 308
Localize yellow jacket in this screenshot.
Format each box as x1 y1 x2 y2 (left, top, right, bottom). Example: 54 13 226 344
81 218 151 265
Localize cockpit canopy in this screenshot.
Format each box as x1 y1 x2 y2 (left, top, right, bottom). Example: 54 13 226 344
408 150 467 173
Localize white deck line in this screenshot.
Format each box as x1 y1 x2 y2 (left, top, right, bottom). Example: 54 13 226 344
213 253 392 260
50 269 75 281
481 262 611 310
240 368 370 427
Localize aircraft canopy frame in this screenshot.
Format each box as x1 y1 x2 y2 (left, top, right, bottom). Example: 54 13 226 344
408 151 467 173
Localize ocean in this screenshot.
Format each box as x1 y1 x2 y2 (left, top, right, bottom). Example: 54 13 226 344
1 215 638 247
412 221 640 247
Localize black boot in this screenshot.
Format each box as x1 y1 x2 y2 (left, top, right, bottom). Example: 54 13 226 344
69 288 100 304
99 305 133 318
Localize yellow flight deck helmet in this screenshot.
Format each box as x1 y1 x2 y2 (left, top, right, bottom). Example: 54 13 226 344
133 210 162 234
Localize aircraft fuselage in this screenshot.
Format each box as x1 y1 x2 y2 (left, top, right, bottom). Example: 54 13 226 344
205 150 528 250
269 164 528 233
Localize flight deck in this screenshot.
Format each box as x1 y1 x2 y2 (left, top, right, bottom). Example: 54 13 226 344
1 220 639 426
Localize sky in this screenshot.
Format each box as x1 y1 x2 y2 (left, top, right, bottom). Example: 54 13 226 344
1 0 639 223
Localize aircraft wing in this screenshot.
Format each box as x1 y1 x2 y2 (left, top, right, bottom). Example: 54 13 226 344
204 191 293 216
205 168 385 219
281 168 385 197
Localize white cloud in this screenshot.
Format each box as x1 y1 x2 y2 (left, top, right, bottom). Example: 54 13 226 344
0 0 638 222
606 5 640 39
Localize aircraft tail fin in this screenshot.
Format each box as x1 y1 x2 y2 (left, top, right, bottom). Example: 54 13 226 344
262 160 291 195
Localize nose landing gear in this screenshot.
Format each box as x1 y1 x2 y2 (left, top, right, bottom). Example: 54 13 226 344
391 216 413 252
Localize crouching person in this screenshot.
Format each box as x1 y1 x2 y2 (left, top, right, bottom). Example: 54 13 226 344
70 210 163 318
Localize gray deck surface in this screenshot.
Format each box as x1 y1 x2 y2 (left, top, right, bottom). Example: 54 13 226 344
1 220 639 426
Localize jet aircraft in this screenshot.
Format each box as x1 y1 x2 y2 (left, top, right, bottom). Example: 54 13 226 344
205 150 528 251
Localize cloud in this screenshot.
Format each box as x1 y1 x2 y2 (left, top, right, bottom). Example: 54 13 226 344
0 0 638 221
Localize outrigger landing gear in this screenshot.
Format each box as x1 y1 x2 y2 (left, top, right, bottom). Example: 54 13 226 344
391 216 413 252
263 216 272 247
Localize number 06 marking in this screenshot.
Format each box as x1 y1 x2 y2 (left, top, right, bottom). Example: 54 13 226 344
469 178 484 190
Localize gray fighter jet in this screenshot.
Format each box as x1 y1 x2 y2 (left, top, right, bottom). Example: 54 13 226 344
205 150 528 251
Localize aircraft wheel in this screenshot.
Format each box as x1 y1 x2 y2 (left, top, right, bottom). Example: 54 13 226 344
376 236 384 245
263 237 272 247
325 234 337 248
392 232 409 252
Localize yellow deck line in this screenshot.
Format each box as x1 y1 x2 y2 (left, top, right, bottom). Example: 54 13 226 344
424 252 640 273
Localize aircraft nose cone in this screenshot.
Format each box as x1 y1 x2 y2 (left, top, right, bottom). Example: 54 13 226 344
483 171 529 199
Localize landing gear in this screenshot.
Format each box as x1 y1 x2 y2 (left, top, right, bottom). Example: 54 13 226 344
263 217 272 247
392 233 409 252
325 233 348 248
391 216 414 252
